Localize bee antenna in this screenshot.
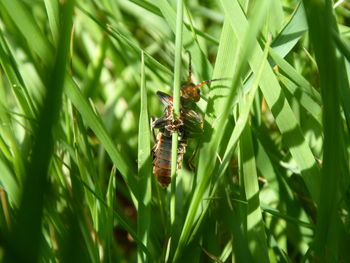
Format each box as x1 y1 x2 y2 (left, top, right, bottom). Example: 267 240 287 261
186 50 192 83
195 78 230 89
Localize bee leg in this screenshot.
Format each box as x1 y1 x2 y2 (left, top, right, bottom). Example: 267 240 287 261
150 116 157 142
152 114 171 130
188 141 200 171
165 118 183 133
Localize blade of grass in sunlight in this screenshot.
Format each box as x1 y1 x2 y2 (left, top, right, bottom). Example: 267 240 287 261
173 1 271 261
43 0 59 45
179 22 271 254
223 0 321 201
0 102 24 191
0 0 53 61
0 0 349 262
76 6 172 78
153 0 213 80
137 51 152 263
168 1 184 261
271 2 308 58
4 1 75 263
269 48 321 103
0 27 37 123
0 0 141 202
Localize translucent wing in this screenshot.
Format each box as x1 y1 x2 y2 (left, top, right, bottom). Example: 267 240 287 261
156 91 173 106
182 109 203 138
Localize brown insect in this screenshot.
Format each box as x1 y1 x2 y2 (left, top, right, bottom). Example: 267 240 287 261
152 53 223 187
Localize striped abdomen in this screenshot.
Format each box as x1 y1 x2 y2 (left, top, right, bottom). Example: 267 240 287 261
152 132 186 187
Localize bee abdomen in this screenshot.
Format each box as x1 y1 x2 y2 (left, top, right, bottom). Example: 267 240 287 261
153 132 186 187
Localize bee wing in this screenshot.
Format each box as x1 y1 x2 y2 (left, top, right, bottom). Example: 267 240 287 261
156 91 173 106
152 114 170 129
152 105 173 129
185 109 203 123
183 109 204 137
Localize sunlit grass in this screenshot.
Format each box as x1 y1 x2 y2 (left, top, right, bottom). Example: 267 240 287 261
0 0 349 262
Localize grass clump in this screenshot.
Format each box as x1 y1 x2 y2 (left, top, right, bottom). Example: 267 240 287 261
0 0 349 262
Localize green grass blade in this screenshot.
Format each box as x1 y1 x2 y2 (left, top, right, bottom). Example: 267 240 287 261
276 74 321 124
0 28 37 122
128 0 162 16
0 0 140 201
269 47 321 103
218 31 271 263
0 101 24 188
332 32 350 131
0 0 52 62
260 205 315 230
0 156 20 207
224 0 321 201
173 1 271 261
217 36 271 181
168 1 184 261
175 41 268 249
79 175 154 262
0 0 349 261
44 0 59 45
64 78 139 200
240 124 269 263
302 1 346 261
137 51 152 263
4 1 75 262
204 19 238 126
153 0 213 80
76 6 172 78
271 2 308 58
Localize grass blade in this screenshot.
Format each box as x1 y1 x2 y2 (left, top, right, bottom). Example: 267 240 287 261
173 1 271 261
153 0 213 80
4 1 75 262
302 0 347 261
137 51 152 262
223 0 321 201
168 0 184 261
271 2 308 58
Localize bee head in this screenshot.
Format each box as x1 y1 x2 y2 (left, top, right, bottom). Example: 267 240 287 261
180 82 201 102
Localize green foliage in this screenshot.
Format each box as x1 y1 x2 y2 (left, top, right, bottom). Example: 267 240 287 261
0 0 349 262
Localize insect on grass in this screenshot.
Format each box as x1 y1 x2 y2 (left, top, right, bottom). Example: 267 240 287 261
152 52 224 187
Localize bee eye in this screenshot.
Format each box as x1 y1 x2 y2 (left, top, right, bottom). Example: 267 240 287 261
197 89 201 96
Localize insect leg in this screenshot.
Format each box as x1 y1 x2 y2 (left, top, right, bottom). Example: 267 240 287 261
150 116 157 142
186 50 192 83
188 140 200 171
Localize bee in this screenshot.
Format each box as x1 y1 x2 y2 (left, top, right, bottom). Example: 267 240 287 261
152 53 223 187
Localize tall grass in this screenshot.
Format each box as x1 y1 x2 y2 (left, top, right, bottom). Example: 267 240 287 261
0 0 349 262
